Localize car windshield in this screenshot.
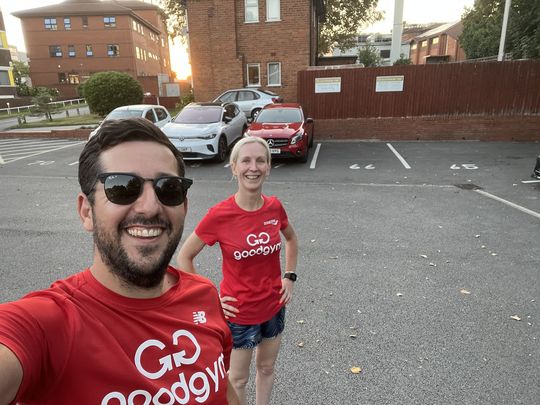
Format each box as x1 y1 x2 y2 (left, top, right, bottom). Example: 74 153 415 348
174 106 222 124
255 108 302 123
106 109 144 119
259 89 279 97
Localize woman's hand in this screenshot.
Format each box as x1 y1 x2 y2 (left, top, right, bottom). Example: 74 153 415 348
220 296 239 319
279 278 294 304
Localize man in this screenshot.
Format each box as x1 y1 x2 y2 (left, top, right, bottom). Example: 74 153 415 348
0 118 238 404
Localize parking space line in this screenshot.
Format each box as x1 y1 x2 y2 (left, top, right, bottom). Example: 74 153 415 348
474 189 540 219
386 143 411 169
1 141 85 165
68 161 79 166
521 179 540 184
309 143 321 169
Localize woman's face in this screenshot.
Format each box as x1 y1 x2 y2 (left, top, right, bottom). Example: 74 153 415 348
231 142 270 192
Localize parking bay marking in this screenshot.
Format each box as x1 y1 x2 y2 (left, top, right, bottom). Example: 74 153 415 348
386 143 411 169
309 143 321 169
0 141 85 165
473 189 540 219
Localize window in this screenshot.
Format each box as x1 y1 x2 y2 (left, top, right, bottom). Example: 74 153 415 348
136 46 141 59
82 16 88 29
237 91 258 101
44 18 57 30
431 37 439 45
155 108 168 121
246 63 260 86
58 73 66 84
411 43 417 50
267 62 281 86
68 45 76 57
421 40 428 48
145 110 156 123
245 0 259 22
68 74 80 84
107 44 120 57
380 50 390 58
132 20 137 31
0 71 10 85
49 45 62 57
104 16 116 28
217 91 236 103
64 17 71 30
266 0 280 21
86 45 93 57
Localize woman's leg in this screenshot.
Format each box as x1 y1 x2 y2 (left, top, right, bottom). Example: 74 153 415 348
229 348 254 405
255 334 282 405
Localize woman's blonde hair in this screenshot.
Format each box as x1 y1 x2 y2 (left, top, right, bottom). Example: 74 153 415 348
229 136 272 166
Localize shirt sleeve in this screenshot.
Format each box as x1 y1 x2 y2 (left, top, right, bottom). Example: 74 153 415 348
277 199 289 230
195 208 219 246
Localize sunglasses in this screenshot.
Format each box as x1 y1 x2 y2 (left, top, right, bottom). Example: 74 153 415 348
96 173 193 206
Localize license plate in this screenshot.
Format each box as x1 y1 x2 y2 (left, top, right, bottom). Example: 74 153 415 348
270 148 281 154
179 147 191 152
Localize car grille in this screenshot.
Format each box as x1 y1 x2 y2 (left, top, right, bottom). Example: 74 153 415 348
265 138 289 148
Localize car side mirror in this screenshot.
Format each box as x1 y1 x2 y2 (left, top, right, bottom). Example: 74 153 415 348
306 118 313 123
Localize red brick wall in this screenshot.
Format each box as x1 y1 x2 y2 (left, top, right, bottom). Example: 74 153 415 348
187 0 312 103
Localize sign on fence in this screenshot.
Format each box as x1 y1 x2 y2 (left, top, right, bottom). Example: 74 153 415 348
375 75 404 92
315 77 341 93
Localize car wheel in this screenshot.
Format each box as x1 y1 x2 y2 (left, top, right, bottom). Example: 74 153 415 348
298 149 308 163
309 130 314 148
215 136 228 162
251 108 261 120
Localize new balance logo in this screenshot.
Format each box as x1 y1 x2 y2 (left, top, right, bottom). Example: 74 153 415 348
193 311 207 324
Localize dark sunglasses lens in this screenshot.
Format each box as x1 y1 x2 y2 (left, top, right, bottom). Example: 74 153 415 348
104 174 142 205
154 177 187 206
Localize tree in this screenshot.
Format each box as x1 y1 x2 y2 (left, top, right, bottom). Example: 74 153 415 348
460 0 540 60
358 44 381 67
161 0 383 56
31 87 60 121
82 71 143 116
319 0 382 55
11 61 33 96
393 55 412 65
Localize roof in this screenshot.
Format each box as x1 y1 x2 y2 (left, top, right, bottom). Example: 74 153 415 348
12 0 162 33
413 21 463 42
264 103 302 109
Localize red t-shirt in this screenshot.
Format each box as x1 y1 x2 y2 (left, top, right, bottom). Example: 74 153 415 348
0 267 232 405
195 195 289 324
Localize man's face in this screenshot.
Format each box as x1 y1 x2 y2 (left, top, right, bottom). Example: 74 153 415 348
88 141 186 289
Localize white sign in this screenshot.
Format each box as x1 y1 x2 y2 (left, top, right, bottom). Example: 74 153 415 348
315 77 341 93
375 76 404 92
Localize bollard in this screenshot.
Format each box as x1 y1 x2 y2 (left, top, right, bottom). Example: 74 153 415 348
77 108 80 115
66 110 70 117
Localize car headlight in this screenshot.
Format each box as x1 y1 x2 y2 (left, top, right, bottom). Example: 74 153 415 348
197 133 217 140
290 129 304 145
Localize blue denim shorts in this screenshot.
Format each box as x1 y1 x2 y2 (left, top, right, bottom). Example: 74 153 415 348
227 306 286 350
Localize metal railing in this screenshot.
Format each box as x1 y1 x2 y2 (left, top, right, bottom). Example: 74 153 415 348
0 98 86 115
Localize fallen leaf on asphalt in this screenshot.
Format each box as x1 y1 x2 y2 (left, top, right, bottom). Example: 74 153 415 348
297 342 305 347
429 263 437 267
296 320 305 324
491 253 498 256
329 256 338 259
481 245 486 249
420 254 428 258
396 293 403 297
310 239 316 243
475 235 480 238
460 289 471 295
510 315 521 321
349 334 357 338
350 367 362 374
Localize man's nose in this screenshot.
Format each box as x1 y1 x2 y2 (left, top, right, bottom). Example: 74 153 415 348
133 182 161 213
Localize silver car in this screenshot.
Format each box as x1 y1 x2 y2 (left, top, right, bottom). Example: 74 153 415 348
162 102 247 162
89 104 172 138
213 88 283 120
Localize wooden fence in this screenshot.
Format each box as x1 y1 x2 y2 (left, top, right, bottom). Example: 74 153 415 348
297 60 540 119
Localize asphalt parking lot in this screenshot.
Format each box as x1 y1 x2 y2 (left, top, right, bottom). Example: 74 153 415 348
0 138 538 404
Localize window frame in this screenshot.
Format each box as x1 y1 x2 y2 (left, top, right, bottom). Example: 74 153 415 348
82 16 88 29
245 0 259 23
68 45 76 57
107 44 120 57
104 16 116 28
64 17 71 30
49 45 63 57
266 0 280 21
44 17 57 30
86 45 93 57
246 63 261 87
267 62 281 87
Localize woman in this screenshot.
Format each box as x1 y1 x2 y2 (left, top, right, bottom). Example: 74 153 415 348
177 136 298 405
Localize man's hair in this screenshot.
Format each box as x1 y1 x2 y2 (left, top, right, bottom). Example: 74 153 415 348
78 117 185 203
229 136 271 166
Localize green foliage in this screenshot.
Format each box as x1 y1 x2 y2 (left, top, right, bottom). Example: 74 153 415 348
393 55 412 65
358 44 381 67
460 0 540 60
319 0 382 55
175 90 194 111
81 71 143 116
31 88 60 121
160 0 188 41
12 61 29 86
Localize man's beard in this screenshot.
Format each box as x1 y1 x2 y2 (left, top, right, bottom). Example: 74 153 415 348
93 214 183 289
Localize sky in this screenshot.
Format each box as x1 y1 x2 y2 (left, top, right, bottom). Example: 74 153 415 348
0 0 476 78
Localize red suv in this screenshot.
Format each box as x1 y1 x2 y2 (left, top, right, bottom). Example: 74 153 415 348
245 103 314 163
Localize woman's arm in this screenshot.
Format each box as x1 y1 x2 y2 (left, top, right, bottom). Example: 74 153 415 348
176 232 206 274
280 224 298 304
0 344 23 405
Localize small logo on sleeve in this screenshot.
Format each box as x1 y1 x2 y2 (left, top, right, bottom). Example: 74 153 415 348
263 219 278 226
193 311 207 324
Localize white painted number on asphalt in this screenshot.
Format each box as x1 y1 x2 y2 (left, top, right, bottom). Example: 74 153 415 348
28 160 55 166
451 164 479 170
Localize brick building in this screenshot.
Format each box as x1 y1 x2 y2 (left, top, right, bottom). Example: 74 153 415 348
186 0 325 103
409 21 466 64
0 9 16 99
13 0 172 99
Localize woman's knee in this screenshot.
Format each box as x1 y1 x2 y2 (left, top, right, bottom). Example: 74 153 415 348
256 360 275 377
229 371 250 388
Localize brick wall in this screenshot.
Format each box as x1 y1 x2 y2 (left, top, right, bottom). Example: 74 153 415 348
187 0 313 103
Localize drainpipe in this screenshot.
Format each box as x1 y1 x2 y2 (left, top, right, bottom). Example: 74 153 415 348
390 0 404 63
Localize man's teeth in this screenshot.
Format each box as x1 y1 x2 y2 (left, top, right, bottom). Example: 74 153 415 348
127 228 162 237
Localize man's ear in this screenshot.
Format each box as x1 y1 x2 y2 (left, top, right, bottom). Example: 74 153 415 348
77 192 94 232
